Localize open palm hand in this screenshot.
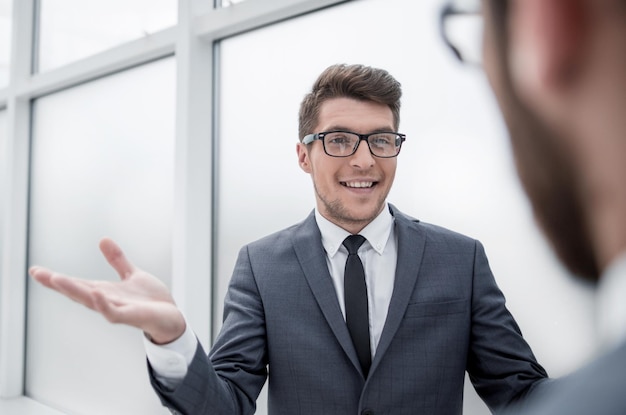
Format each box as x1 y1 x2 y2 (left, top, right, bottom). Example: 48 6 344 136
29 237 186 344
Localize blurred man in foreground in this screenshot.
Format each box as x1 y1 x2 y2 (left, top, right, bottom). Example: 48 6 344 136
442 0 626 413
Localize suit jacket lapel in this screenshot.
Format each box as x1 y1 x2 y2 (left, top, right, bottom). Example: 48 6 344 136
370 204 426 374
292 211 364 374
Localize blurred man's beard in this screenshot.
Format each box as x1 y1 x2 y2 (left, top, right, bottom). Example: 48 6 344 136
506 103 600 282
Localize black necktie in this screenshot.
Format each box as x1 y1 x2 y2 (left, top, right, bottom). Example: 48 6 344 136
343 235 371 377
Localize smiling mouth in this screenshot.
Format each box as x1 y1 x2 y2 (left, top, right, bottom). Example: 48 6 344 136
341 181 375 188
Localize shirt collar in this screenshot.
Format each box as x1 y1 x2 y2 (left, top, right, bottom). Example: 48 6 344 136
315 204 394 258
597 251 626 350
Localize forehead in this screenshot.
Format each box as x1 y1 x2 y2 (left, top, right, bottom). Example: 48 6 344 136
316 97 395 132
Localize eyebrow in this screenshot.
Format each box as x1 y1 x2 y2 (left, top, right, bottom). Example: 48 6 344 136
322 125 397 133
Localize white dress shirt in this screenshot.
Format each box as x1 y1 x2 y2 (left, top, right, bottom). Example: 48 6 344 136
145 204 398 386
314 205 397 357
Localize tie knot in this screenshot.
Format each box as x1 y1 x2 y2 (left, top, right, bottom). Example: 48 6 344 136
343 235 366 255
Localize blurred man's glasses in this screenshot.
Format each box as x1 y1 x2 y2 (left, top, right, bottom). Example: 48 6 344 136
302 131 406 158
440 0 483 66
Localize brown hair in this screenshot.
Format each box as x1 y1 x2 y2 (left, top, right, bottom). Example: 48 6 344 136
298 64 402 141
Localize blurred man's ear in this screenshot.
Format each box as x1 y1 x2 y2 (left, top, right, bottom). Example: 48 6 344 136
508 0 587 109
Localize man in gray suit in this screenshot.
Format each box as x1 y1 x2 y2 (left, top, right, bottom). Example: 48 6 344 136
30 63 548 414
441 0 626 414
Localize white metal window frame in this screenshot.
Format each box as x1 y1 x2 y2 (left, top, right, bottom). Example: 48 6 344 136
0 0 351 412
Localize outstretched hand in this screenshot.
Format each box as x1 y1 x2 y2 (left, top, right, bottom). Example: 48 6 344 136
29 237 186 345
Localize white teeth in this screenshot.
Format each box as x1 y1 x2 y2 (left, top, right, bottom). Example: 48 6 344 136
344 181 373 188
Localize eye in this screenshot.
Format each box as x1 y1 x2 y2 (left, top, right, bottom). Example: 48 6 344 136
369 134 394 146
326 133 354 145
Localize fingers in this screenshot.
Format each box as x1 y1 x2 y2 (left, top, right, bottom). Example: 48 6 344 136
30 263 184 341
30 265 143 324
99 238 136 280
29 266 54 288
30 266 100 310
29 266 76 288
32 238 137 287
92 291 185 343
48 274 99 310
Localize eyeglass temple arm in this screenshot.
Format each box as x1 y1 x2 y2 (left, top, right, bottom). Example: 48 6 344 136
439 4 467 62
302 133 319 145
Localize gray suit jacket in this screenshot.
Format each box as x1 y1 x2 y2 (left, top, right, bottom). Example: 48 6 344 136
150 204 548 414
506 340 626 415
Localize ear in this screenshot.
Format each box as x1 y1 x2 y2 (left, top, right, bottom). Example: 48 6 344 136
297 142 312 173
508 0 586 101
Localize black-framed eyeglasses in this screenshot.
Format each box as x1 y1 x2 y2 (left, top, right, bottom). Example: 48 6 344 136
302 131 406 158
440 0 483 66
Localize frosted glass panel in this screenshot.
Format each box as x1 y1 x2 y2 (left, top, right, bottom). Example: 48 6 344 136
0 110 5 283
217 0 594 414
0 0 11 86
0 108 5 274
27 57 175 415
0 109 5 155
37 0 176 72
221 0 247 7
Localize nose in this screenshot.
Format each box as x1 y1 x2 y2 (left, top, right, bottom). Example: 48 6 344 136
350 139 375 168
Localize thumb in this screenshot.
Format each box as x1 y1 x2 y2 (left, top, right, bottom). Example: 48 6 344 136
99 238 136 280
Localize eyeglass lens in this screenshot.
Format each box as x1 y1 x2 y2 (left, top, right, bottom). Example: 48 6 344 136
323 132 400 157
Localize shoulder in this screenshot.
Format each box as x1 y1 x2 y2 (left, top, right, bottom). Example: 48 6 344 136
516 341 626 415
390 203 481 247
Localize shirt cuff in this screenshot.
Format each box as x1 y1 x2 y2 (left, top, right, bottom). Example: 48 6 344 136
143 323 198 380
